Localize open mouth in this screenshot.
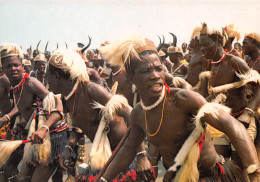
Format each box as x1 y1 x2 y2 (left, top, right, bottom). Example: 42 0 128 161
150 83 163 92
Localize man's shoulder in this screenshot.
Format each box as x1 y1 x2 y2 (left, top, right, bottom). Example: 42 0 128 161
170 88 206 112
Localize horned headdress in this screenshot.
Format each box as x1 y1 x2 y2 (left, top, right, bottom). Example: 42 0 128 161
200 23 228 47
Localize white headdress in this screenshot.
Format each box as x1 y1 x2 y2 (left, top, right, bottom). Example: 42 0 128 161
98 35 157 67
200 23 228 47
0 42 24 65
49 49 89 83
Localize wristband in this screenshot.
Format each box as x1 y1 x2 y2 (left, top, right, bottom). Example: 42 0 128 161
100 177 108 182
65 145 73 152
4 114 10 122
245 107 254 115
41 125 49 132
136 151 147 156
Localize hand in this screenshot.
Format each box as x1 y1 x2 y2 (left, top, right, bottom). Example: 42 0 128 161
60 147 74 171
136 155 155 181
237 110 254 125
31 127 47 144
0 116 8 128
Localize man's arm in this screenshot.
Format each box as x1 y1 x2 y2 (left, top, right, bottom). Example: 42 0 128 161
178 90 260 179
29 77 63 143
101 122 146 181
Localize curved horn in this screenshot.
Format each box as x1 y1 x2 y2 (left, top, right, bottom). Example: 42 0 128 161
44 41 49 53
29 45 32 58
157 35 162 52
56 43 59 49
65 42 68 49
36 40 41 52
169 32 177 47
81 36 92 54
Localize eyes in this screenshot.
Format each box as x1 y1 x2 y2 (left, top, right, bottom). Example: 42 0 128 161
141 65 164 73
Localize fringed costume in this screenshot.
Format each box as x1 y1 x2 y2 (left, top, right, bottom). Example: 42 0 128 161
165 102 247 182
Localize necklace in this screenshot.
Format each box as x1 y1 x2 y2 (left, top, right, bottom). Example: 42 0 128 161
112 69 122 76
211 54 226 64
140 85 165 111
249 56 260 69
10 73 29 93
144 92 166 137
64 80 79 101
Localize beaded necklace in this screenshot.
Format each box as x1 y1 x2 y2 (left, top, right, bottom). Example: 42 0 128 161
249 56 260 69
140 85 165 111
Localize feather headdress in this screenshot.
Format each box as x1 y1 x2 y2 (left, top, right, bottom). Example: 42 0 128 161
49 49 89 83
0 42 24 64
190 27 201 40
200 23 228 47
225 24 241 41
98 35 157 67
245 32 260 43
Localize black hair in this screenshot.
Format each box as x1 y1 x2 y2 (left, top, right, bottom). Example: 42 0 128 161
48 63 71 80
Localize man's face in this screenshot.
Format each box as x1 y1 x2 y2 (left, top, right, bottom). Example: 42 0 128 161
168 52 180 62
234 43 240 50
2 56 24 84
242 37 254 55
132 53 165 98
35 61 46 73
199 35 217 59
24 65 32 73
182 43 187 50
189 38 198 50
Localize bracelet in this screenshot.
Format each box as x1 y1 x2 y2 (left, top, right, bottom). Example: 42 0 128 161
65 145 73 152
51 109 64 120
100 177 108 182
247 164 260 174
136 151 147 156
245 107 254 115
4 114 10 122
41 125 49 132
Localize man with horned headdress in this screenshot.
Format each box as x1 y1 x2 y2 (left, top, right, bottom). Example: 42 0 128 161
97 35 260 182
46 49 151 180
0 42 64 182
31 54 48 86
197 23 260 164
223 24 242 58
186 26 210 87
242 33 260 73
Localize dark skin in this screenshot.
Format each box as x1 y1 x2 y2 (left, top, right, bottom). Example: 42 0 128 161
223 38 242 58
105 63 135 107
186 38 210 87
199 34 260 162
243 36 260 73
47 65 150 173
99 53 260 182
168 52 188 76
31 61 46 84
0 75 11 118
0 56 63 182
